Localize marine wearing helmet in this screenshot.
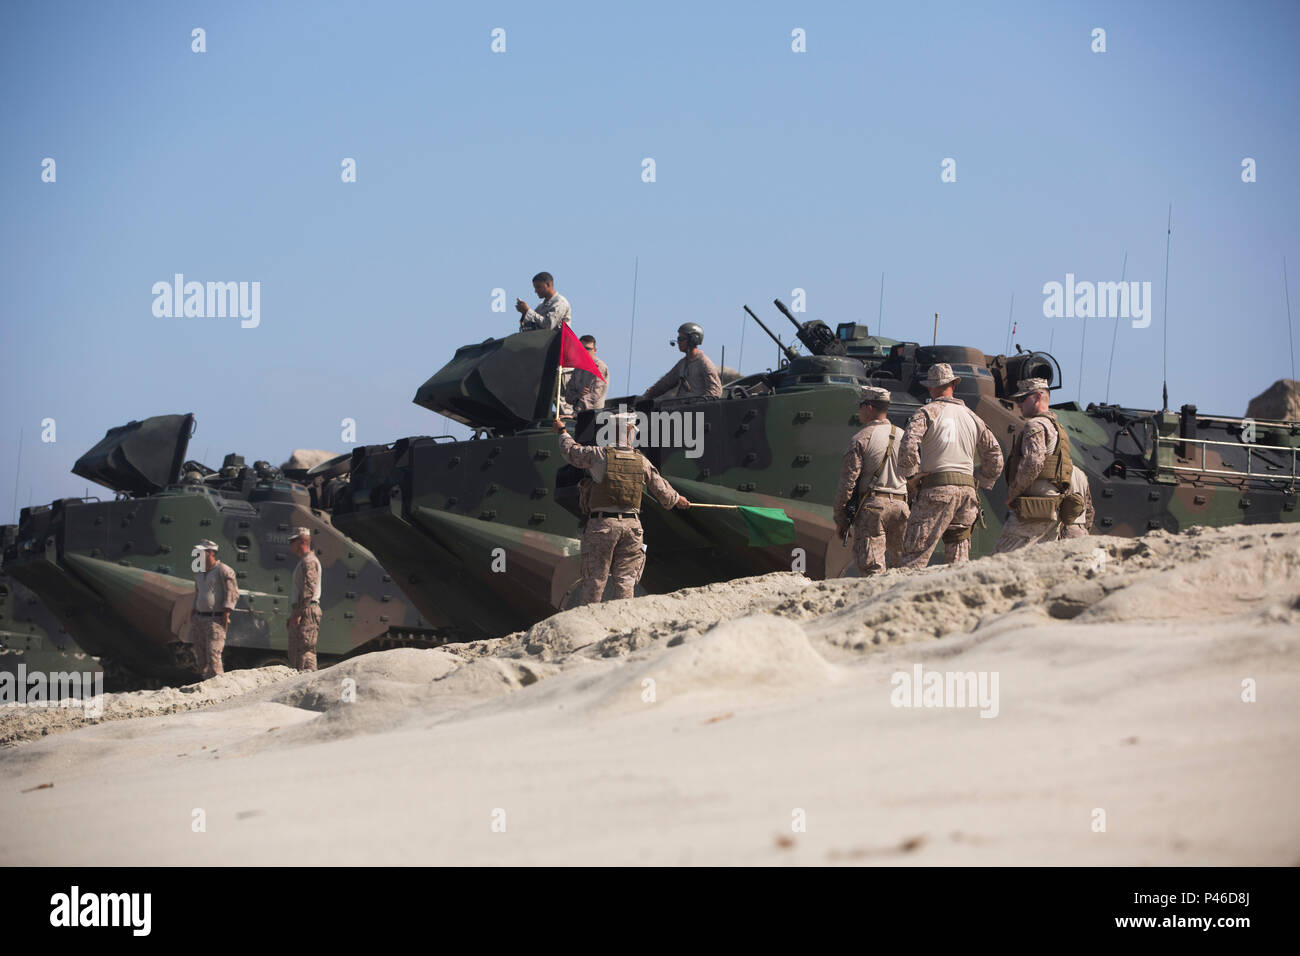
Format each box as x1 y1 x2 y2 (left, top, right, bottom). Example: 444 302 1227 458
638 323 723 402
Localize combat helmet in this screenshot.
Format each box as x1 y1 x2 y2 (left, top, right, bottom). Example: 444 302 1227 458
676 322 704 348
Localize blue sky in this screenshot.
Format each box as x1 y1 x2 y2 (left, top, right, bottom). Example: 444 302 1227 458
2 0 1298 518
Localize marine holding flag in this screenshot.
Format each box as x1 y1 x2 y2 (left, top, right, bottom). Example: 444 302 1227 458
553 411 690 606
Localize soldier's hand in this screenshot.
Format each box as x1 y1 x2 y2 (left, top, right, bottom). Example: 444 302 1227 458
222 611 231 628
675 496 690 510
515 298 529 314
553 418 565 433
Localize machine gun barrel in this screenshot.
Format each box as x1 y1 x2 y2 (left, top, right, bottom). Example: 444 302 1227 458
772 298 847 357
744 305 799 363
773 298 803 331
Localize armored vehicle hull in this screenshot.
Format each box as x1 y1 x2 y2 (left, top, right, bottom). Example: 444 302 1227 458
334 324 1298 642
4 415 445 685
1 526 103 688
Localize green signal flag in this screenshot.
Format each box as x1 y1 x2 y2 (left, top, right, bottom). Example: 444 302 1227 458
735 506 796 547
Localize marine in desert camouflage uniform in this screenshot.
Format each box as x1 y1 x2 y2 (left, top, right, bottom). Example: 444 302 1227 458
562 334 610 415
554 413 690 605
994 377 1074 553
287 527 322 671
517 271 572 331
188 539 239 679
640 322 723 401
833 386 909 575
897 363 1004 568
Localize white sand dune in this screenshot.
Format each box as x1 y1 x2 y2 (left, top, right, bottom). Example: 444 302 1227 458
2 525 1297 865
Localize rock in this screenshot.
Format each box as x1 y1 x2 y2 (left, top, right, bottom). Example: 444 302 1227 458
1245 379 1300 422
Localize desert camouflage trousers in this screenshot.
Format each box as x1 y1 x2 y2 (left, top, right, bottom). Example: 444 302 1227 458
993 512 1062 553
288 604 322 671
1060 524 1088 540
852 495 910 575
189 616 226 679
578 515 646 605
899 485 980 569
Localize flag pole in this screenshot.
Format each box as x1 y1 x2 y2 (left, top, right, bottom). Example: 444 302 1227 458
555 330 564 418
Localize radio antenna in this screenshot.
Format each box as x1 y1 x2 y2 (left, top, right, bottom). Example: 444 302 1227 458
1004 293 1015 355
1104 252 1128 403
10 427 22 522
877 272 885 337
624 256 639 395
1161 204 1172 411
738 296 747 371
1285 255 1296 380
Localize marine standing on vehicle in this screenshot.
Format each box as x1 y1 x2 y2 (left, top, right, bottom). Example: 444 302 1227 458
287 528 322 671
639 322 723 401
189 539 239 679
517 271 571 331
834 387 909 575
562 334 609 414
896 363 1004 567
553 412 690 605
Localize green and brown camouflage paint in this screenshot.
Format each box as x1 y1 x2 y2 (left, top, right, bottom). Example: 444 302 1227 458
5 418 438 685
335 326 1297 642
1 525 103 687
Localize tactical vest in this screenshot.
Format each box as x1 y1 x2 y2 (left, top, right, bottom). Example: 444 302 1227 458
587 447 644 512
1004 414 1073 493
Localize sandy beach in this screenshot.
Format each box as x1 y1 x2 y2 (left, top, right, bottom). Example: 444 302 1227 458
3 524 1297 866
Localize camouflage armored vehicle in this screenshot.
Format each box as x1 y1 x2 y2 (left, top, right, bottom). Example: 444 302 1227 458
4 414 444 686
1 525 103 689
333 304 1298 642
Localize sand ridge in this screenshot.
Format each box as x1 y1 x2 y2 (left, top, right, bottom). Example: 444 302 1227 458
1 523 1297 865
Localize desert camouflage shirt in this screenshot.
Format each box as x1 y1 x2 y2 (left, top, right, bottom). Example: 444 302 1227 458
896 397 1003 490
193 561 239 612
1007 412 1060 501
521 293 571 331
292 550 322 607
833 420 907 522
564 356 609 411
641 351 722 401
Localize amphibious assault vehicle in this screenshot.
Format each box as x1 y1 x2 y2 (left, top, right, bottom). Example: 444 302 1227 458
1 525 103 687
3 414 442 686
333 302 1299 643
